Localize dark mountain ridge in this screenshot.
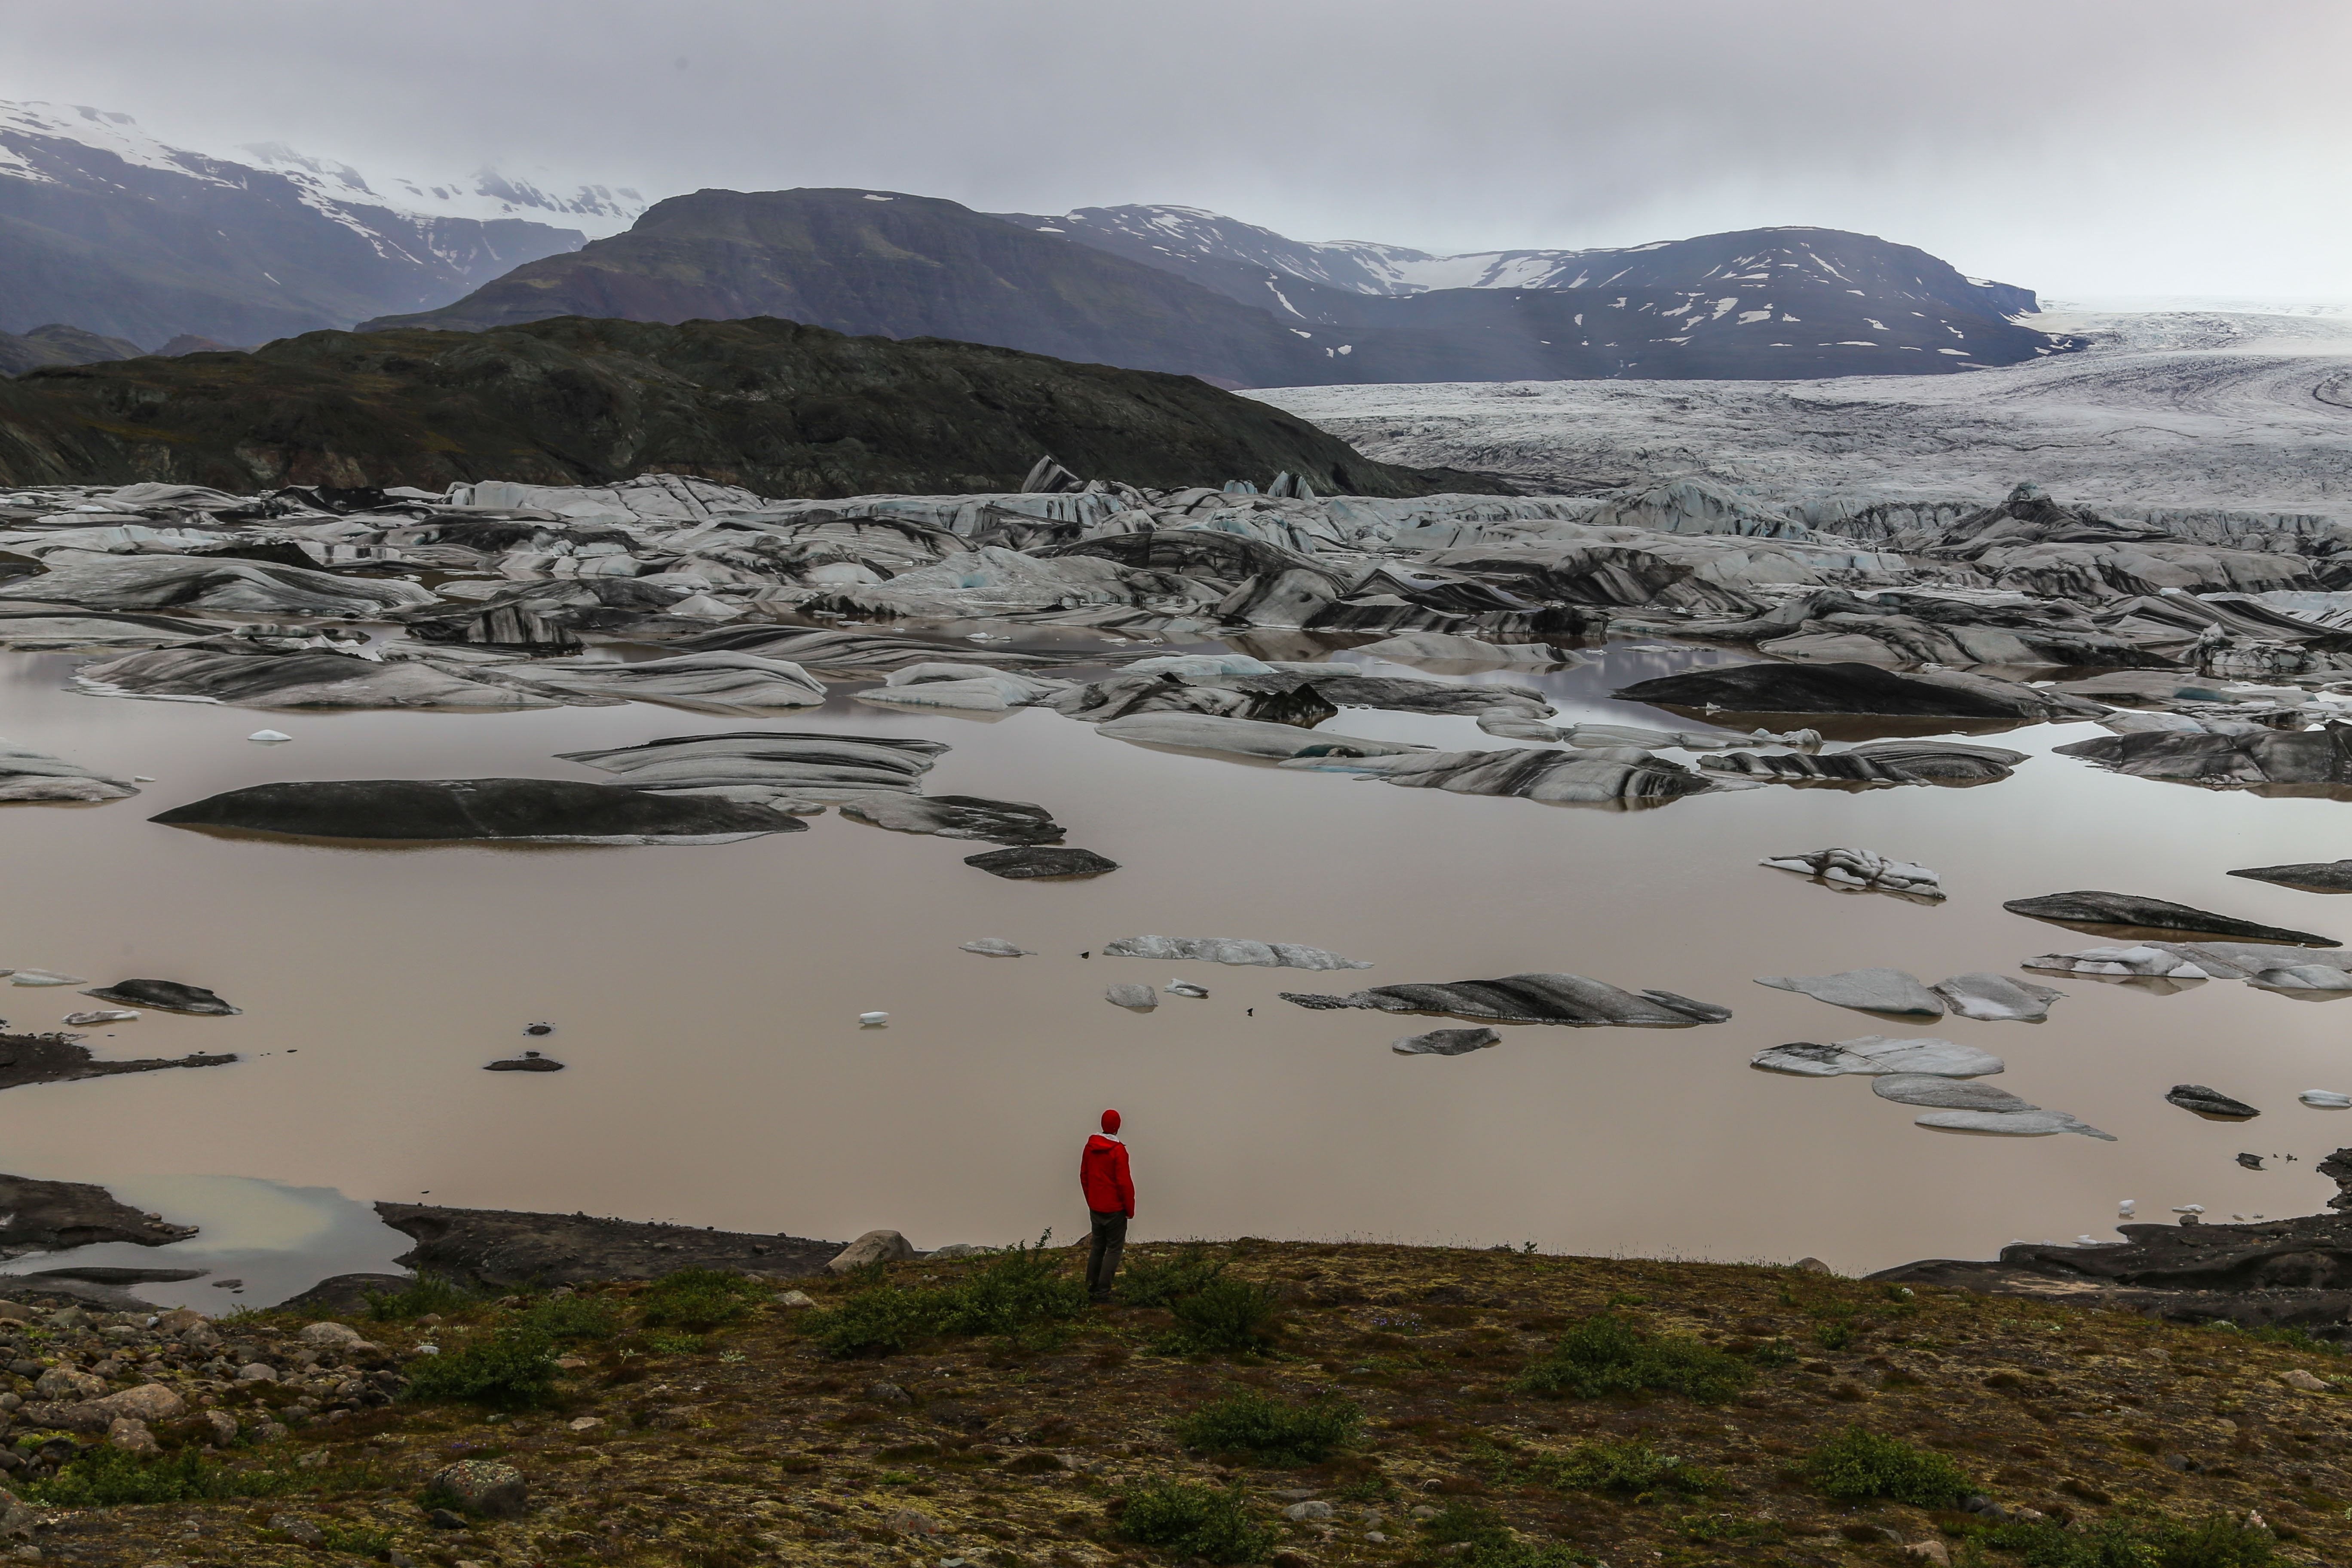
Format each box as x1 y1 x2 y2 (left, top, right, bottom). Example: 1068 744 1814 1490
0 315 1501 497
377 189 2072 386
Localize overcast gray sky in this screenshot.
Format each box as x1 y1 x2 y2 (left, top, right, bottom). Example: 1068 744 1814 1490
6 0 2346 298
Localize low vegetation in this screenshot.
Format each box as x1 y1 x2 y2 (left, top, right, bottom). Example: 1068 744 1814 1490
2 1243 2335 1568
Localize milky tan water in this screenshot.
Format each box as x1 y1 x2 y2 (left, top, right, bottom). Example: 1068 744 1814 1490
6 637 2352 1304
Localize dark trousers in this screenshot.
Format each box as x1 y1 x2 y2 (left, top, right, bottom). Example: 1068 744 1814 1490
1086 1209 1128 1299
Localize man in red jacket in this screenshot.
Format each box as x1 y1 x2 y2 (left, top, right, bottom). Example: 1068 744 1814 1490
1080 1109 1135 1303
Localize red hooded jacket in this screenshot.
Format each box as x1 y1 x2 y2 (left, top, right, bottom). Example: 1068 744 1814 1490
1080 1133 1134 1218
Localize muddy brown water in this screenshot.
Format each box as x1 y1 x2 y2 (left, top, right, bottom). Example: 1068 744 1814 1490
5 635 2352 1305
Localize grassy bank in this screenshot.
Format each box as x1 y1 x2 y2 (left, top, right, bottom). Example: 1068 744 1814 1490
10 1240 2339 1567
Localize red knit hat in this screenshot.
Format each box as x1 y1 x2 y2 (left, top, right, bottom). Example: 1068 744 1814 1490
1101 1108 1121 1134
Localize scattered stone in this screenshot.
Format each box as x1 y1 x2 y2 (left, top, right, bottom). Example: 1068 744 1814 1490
1752 1038 2004 1078
885 1507 939 1535
1754 968 1945 1016
869 1382 914 1407
1761 847 1944 900
959 938 1034 957
1283 1501 1335 1521
963 846 1119 879
826 1230 917 1274
775 1290 816 1308
2238 1153 2265 1170
485 1051 564 1072
1930 973 2065 1023
269 1516 325 1547
1283 973 1730 1027
153 778 807 844
2166 1085 2260 1119
426 1459 529 1519
1106 983 1158 1012
297 1320 366 1347
2002 890 2335 946
79 978 239 1015
2281 1369 2330 1392
1100 935 1369 971
1391 1028 1504 1057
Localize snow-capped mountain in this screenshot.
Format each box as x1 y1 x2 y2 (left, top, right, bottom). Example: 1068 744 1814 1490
234 140 643 235
996 203 2041 318
0 101 606 350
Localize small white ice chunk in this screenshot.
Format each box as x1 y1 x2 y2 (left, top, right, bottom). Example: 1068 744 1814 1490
247 730 292 743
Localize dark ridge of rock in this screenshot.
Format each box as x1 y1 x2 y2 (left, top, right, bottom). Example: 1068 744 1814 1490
1054 672 1339 728
0 313 1493 497
24 1266 206 1284
1868 1211 2352 1339
2166 1084 2261 1119
963 846 1121 879
1614 660 2104 720
150 778 808 844
277 1273 416 1314
80 979 240 1015
373 1202 843 1288
2231 860 2352 894
1281 973 1731 1028
2052 726 2352 794
1391 1027 1503 1057
2002 891 2337 947
0 1032 237 1098
485 1052 564 1072
0 1171 199 1254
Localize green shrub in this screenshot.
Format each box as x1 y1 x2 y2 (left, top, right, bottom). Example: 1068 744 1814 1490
319 1524 395 1556
1172 1388 1362 1465
20 1447 333 1506
364 1271 487 1322
1535 1437 1723 1497
1162 1276 1283 1353
521 1294 621 1341
1115 1477 1274 1563
1420 1500 1598 1568
799 1237 1089 1358
1116 1244 1228 1307
805 1285 938 1358
401 1328 560 1409
1807 1426 1972 1507
1514 1312 1752 1405
642 1331 706 1356
640 1267 767 1329
1814 1321 1859 1351
931 1236 1090 1335
1966 1513 2274 1567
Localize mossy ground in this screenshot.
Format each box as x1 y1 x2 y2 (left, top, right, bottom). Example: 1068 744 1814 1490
27 1241 2348 1567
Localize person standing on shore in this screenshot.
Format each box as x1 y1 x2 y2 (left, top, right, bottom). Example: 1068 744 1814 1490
1081 1109 1134 1303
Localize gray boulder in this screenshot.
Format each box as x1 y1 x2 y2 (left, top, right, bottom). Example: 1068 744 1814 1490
1106 983 1158 1012
153 778 806 844
1930 973 2065 1022
1391 1028 1503 1056
826 1229 917 1274
1754 968 1945 1016
838 793 1065 846
1871 1075 2037 1111
1100 935 1369 971
1283 973 1730 1028
963 846 1119 879
0 737 139 802
80 979 239 1016
959 938 1034 957
1751 1036 2004 1078
2230 860 2352 893
2002 891 2336 946
2167 1084 2260 1119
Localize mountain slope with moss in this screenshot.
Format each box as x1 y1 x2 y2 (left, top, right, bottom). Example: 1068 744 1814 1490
1 1241 2332 1568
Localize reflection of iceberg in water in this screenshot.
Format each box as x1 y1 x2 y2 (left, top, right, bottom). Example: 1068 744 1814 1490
0 1174 409 1312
